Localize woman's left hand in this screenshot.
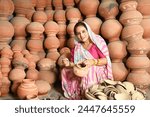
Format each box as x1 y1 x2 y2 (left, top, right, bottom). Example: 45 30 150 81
82 59 94 67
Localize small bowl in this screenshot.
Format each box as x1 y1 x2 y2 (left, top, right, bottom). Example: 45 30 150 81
73 62 88 77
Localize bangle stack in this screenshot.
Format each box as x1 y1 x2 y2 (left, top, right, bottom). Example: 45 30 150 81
93 59 98 65
97 59 101 65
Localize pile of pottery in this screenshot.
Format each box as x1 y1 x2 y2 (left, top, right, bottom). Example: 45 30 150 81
85 79 146 100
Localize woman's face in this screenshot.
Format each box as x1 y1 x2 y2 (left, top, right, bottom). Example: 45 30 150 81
75 26 89 42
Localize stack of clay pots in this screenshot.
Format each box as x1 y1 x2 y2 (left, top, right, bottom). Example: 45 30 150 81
0 0 150 99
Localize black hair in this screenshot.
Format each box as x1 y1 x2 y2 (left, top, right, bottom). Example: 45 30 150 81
74 21 88 35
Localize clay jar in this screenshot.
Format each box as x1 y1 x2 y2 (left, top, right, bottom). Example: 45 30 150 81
10 16 30 50
26 62 39 80
17 79 38 99
52 0 63 10
35 80 51 95
0 20 14 49
63 0 75 9
84 17 102 34
121 25 144 42
119 1 143 26
44 21 60 49
112 62 128 81
137 0 150 16
54 10 67 49
98 0 119 20
32 11 47 24
127 69 150 90
79 0 99 17
101 19 122 42
108 41 127 62
37 58 57 86
141 17 150 39
73 62 89 77
127 38 150 55
0 0 14 20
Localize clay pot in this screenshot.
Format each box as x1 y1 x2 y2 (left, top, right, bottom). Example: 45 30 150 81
17 79 38 99
9 67 26 81
127 38 150 55
108 41 127 62
52 0 63 10
126 56 150 69
73 62 89 77
46 49 60 62
141 17 150 39
98 0 119 20
101 19 122 42
32 11 47 24
79 0 99 17
63 0 75 9
26 94 39 100
45 9 55 21
38 70 57 86
127 69 150 90
26 62 39 80
13 0 33 16
0 20 14 49
119 10 143 26
11 80 22 94
66 8 81 21
37 58 56 70
0 0 14 20
112 62 128 81
0 47 13 59
35 80 51 95
121 25 144 42
36 0 47 10
137 0 150 16
45 0 52 10
84 17 102 34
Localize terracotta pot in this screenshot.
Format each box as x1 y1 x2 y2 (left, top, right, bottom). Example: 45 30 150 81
26 94 39 100
137 0 150 16
52 0 63 10
63 0 75 8
9 68 26 81
38 70 57 86
79 0 99 17
101 19 122 42
37 58 56 70
0 0 14 20
112 62 128 81
17 79 38 99
119 10 143 26
73 62 89 77
35 80 51 95
127 69 150 90
32 11 47 24
108 41 127 62
126 56 150 69
84 17 102 34
26 62 39 80
98 0 119 20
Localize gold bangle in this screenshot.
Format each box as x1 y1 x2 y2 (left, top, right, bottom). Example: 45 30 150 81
97 59 101 65
93 59 97 65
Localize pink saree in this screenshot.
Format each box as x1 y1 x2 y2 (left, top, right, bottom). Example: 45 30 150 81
61 22 113 99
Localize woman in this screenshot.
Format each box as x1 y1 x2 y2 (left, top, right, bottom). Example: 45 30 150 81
61 21 113 99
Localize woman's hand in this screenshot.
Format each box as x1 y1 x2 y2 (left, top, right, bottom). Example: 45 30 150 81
82 59 95 67
62 58 70 67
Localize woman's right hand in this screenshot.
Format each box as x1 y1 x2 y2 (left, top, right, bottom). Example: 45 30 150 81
62 58 70 67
